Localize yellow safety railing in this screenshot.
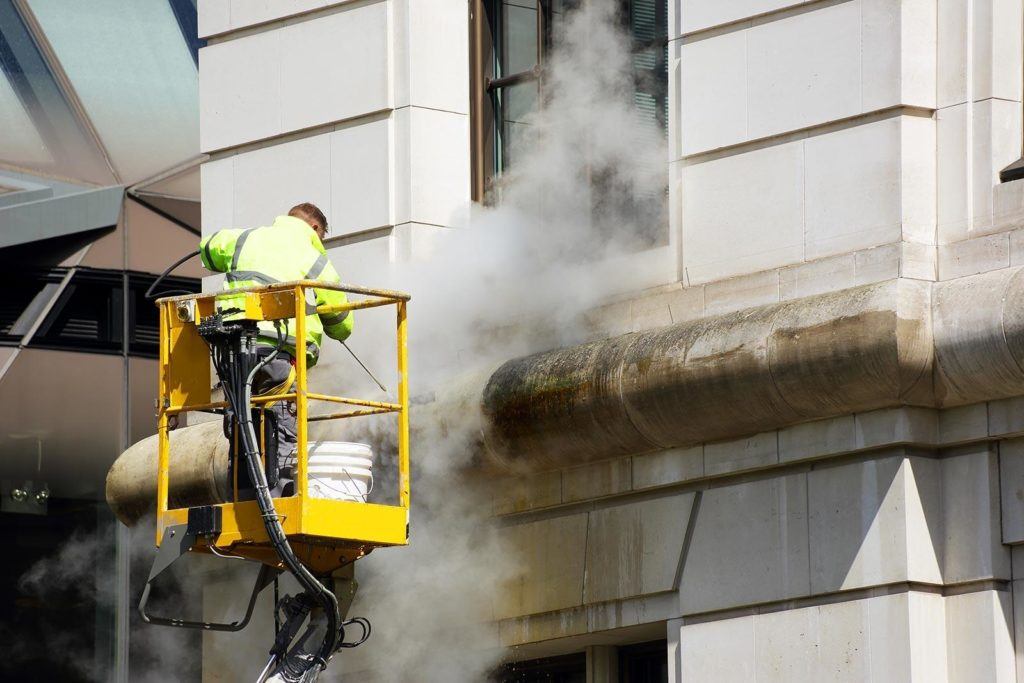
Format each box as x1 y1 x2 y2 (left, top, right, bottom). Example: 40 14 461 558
153 281 410 572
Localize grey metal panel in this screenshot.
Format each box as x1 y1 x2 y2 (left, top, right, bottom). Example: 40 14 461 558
0 175 52 208
0 184 123 249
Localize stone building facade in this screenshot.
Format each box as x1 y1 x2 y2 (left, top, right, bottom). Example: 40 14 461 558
196 0 1024 680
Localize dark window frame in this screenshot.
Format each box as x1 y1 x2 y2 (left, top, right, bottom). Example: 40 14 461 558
25 267 199 358
618 640 668 683
496 651 587 682
470 0 668 202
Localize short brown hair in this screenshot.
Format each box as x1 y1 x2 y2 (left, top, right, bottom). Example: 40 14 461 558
288 202 328 233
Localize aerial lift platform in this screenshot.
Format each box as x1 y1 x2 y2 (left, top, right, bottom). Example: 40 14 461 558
139 280 410 682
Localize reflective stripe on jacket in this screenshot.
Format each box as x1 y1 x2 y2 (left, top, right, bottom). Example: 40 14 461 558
199 215 353 364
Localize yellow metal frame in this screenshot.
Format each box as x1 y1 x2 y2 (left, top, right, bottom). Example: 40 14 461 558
155 281 410 574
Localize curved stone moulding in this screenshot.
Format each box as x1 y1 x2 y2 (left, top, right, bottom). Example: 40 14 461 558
107 267 1024 520
106 419 228 526
483 277 935 469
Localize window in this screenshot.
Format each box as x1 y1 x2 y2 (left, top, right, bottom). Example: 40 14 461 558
31 270 124 354
27 269 199 357
0 269 60 344
471 0 668 199
496 653 587 682
618 640 668 682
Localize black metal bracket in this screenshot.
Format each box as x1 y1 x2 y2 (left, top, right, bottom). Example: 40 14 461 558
138 523 279 631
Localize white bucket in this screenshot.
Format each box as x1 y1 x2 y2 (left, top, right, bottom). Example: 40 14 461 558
305 441 373 502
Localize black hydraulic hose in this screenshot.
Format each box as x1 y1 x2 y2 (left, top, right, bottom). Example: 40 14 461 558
145 249 200 300
225 328 340 677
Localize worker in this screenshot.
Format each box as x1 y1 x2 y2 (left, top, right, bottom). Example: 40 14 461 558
199 202 353 496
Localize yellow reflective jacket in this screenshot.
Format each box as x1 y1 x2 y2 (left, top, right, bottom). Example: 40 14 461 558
199 215 353 364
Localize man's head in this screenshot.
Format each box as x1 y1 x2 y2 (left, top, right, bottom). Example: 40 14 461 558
288 202 328 241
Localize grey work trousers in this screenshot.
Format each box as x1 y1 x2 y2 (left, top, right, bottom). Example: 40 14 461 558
253 347 297 496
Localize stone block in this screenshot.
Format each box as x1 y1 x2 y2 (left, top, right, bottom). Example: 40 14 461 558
937 0 968 108
778 416 856 463
808 454 942 593
939 403 989 444
679 473 809 614
200 157 234 232
944 590 1016 683
586 592 679 634
854 407 938 449
498 608 588 647
937 228 1011 282
279 5 389 133
677 591 947 683
629 290 675 332
393 107 470 228
200 3 389 151
200 31 281 151
999 439 1024 544
1015 579 1024 683
937 102 970 241
895 0 939 108
704 431 778 476
395 0 469 114
582 299 632 341
973 0 1024 103
745 2 860 141
198 0 231 38
228 133 333 229
1013 546 1024 579
225 0 327 34
678 0 805 36
1012 229 1024 267
900 116 939 245
678 30 747 157
583 494 695 603
942 445 1011 582
703 270 780 317
989 397 1024 437
995 183 1024 234
327 232 393 293
666 285 705 324
495 513 589 619
492 471 562 516
681 141 804 284
938 99 1023 244
779 255 856 302
330 116 392 235
678 614 756 682
901 241 938 281
562 458 631 503
804 118 904 261
854 243 901 284
632 446 704 490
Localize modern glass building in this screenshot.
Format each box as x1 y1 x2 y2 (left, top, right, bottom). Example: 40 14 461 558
0 1 202 680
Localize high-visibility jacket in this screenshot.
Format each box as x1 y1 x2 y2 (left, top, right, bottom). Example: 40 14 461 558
199 215 353 364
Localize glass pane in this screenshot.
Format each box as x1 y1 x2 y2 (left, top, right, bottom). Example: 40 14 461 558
633 43 668 136
494 80 538 172
500 0 538 77
0 70 50 166
629 0 665 46
0 0 113 183
26 0 200 184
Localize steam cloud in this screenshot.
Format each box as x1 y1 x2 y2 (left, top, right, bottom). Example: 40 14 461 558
317 3 668 680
